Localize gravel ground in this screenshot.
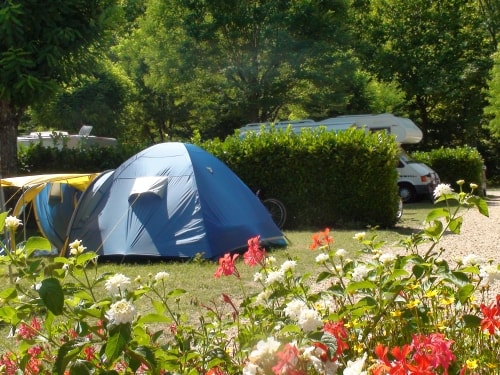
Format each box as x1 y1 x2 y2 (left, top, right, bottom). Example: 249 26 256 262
390 189 500 299
421 189 500 264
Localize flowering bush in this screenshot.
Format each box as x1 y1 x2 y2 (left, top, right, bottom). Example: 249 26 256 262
0 180 498 374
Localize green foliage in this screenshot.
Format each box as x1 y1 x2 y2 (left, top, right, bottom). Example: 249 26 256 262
200 127 400 228
17 143 143 174
411 146 485 194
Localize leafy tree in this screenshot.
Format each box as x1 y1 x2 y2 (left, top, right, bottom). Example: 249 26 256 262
0 0 120 176
352 0 494 148
28 62 134 140
120 0 363 140
485 50 500 138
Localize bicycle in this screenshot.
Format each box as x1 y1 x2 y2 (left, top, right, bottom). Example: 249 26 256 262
256 189 287 229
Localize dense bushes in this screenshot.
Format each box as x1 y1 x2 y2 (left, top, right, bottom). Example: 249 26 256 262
17 143 142 174
411 146 485 195
16 134 487 229
199 128 401 229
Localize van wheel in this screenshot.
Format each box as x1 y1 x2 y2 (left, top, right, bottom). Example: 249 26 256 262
399 183 416 203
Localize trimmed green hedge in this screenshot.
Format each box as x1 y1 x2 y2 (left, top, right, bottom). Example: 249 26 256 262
200 128 401 229
17 143 142 174
411 146 485 195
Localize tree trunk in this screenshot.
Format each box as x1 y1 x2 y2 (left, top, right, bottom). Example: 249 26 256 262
0 100 24 177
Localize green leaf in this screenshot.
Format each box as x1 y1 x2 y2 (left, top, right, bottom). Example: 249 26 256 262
316 271 332 283
0 306 20 325
424 220 443 238
0 287 17 300
320 332 338 359
426 207 449 222
24 236 52 256
448 216 463 234
38 278 64 315
105 324 132 363
346 280 377 293
462 314 482 328
468 196 489 217
167 288 187 298
75 252 98 266
0 212 7 234
69 360 93 375
457 284 475 304
53 340 86 375
136 313 172 325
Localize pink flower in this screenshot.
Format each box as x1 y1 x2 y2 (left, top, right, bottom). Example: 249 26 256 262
411 333 456 374
243 236 267 266
214 253 240 278
272 343 305 375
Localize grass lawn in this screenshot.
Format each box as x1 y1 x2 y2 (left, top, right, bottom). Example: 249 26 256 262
0 198 445 352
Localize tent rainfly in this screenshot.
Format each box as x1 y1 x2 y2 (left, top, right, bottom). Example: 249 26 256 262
64 142 286 259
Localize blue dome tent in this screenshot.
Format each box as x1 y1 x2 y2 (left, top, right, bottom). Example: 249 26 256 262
64 143 286 259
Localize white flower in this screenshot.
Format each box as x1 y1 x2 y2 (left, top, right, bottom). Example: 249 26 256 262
315 253 330 264
280 260 297 272
379 253 397 265
255 289 272 306
4 216 22 231
284 299 308 320
343 353 367 375
335 248 347 259
68 239 87 255
242 362 260 375
265 270 285 285
314 297 335 312
479 264 500 285
353 232 365 241
248 337 281 362
462 254 483 266
267 256 277 265
105 299 136 325
433 183 454 199
105 273 131 296
303 346 325 373
351 264 370 281
253 272 263 282
154 271 170 282
297 308 323 332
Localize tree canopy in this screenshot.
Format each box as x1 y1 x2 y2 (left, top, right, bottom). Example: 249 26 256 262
3 0 500 180
0 0 119 176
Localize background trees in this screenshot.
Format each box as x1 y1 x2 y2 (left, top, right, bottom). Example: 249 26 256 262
0 0 120 176
4 0 500 181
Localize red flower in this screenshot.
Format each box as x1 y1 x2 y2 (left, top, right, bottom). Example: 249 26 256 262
321 320 349 360
480 302 500 334
243 235 267 266
214 253 240 278
309 228 334 250
17 316 41 340
206 367 226 375
410 333 455 374
272 343 305 375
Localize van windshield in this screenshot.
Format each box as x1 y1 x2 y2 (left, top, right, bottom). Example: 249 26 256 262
399 150 417 164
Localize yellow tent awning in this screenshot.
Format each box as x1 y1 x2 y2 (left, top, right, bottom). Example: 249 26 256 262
1 173 99 216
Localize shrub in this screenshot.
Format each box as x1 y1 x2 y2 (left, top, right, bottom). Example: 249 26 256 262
200 128 400 228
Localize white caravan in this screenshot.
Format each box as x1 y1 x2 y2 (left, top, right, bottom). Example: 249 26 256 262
17 125 117 150
239 114 440 202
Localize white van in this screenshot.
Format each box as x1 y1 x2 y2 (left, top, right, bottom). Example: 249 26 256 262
239 114 440 202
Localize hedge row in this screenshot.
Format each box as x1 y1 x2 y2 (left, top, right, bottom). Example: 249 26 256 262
411 146 485 195
199 128 401 229
17 135 485 229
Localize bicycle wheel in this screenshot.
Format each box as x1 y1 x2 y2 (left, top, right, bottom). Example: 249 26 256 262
262 198 287 229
